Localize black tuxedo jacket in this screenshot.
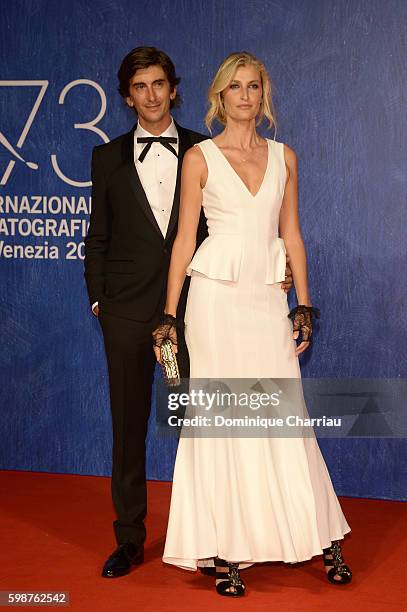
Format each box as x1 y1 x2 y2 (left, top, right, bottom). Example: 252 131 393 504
84 121 208 322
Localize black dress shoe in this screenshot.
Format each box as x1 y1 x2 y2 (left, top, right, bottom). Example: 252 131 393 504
102 542 144 578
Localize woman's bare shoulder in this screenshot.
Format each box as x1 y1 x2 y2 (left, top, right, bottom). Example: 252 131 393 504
183 142 206 167
282 143 298 177
182 142 209 187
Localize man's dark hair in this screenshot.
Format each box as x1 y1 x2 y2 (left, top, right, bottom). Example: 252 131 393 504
117 46 182 108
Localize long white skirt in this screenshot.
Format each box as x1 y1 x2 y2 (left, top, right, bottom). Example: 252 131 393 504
163 271 351 570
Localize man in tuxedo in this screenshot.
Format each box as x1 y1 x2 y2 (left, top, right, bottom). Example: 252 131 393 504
84 46 292 579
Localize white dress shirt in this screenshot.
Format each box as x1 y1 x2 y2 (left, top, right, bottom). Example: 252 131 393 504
134 118 178 236
92 117 179 315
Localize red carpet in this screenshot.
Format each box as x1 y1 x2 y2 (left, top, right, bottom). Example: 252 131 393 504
0 470 405 611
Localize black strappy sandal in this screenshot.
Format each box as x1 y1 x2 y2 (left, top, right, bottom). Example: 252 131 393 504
322 540 352 585
214 557 245 597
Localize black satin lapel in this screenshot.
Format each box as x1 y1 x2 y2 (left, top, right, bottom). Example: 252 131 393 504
121 128 163 239
164 124 190 242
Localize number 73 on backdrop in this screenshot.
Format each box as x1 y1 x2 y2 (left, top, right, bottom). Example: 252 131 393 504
0 80 109 187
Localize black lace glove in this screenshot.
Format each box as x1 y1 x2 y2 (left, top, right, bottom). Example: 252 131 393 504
287 305 320 342
152 313 178 348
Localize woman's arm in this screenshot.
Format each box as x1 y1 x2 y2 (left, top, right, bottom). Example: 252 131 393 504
163 145 207 317
279 144 312 307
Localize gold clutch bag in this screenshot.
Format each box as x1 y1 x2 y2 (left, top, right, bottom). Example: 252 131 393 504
160 338 181 387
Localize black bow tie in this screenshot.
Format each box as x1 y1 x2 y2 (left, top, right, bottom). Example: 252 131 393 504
137 136 178 162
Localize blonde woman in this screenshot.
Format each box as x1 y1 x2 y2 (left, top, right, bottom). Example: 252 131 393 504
153 52 352 597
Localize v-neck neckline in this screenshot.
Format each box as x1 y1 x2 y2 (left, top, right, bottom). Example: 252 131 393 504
209 138 270 198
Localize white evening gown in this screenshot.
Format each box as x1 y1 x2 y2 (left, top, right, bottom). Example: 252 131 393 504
162 138 351 571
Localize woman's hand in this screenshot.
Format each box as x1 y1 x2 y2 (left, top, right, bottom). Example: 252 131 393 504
152 314 178 363
292 332 310 356
288 305 320 356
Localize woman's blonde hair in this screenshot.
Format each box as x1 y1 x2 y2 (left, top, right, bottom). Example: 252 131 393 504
205 51 277 133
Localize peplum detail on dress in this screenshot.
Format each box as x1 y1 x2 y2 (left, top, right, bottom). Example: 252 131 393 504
186 234 287 284
266 237 287 284
186 234 242 281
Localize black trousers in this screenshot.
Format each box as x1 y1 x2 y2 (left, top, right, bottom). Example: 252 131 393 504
99 309 190 546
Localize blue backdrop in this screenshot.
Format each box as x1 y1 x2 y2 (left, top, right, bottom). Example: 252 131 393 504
0 0 406 500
